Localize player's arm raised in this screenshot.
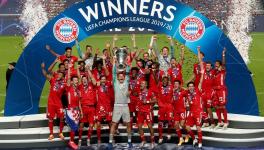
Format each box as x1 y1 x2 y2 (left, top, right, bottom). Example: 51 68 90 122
102 54 109 77
112 34 118 48
41 62 52 81
77 64 81 84
152 35 159 61
130 34 137 62
179 45 185 66
48 57 60 73
76 38 90 62
106 42 113 60
131 34 137 49
197 46 204 91
168 36 175 57
75 38 84 59
112 34 118 55
92 48 99 69
186 73 195 84
112 56 117 86
67 64 72 86
125 64 130 84
135 48 144 61
45 45 60 57
148 34 154 59
86 65 97 86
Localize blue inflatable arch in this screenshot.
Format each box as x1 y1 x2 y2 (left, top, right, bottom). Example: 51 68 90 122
4 0 259 116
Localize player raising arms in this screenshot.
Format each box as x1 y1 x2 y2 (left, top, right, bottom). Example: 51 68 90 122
92 49 110 81
157 76 174 144
46 45 87 70
108 56 133 149
214 48 228 129
137 80 157 149
65 63 82 150
185 46 205 149
168 45 185 85
95 57 112 146
134 34 156 69
128 67 141 131
201 60 216 128
172 80 187 146
47 57 66 76
148 62 164 95
41 62 65 141
78 65 97 147
152 35 175 73
188 49 206 88
75 39 94 69
135 59 148 82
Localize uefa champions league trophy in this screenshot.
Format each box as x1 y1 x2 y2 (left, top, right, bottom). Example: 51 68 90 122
115 48 128 72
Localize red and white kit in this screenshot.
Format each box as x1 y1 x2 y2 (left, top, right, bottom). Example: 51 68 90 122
137 89 156 124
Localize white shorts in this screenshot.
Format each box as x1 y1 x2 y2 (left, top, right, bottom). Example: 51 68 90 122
112 104 130 123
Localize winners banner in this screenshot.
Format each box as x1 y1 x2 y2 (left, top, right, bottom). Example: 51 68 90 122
4 0 258 116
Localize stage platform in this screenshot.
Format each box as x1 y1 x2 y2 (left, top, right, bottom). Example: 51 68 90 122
1 112 264 149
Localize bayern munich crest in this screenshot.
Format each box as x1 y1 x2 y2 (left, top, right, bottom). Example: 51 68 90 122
179 16 205 42
53 17 79 43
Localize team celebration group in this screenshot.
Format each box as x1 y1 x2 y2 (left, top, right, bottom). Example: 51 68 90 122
41 34 228 149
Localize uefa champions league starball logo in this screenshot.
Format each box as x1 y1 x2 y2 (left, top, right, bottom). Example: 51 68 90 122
179 16 205 42
53 17 79 43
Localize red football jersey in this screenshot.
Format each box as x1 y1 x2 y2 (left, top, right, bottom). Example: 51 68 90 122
126 52 136 66
172 88 186 112
138 89 155 112
137 68 146 81
168 64 183 83
66 85 80 108
129 78 140 100
79 84 96 106
202 70 215 91
96 82 112 110
92 68 107 81
105 57 113 80
71 69 87 77
213 69 226 90
186 89 203 113
105 57 113 69
149 70 164 91
193 62 206 87
157 85 173 109
59 55 78 69
48 77 66 107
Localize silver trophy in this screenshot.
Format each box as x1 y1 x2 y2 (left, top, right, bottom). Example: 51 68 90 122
115 48 128 72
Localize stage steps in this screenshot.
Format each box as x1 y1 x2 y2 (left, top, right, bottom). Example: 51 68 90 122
1 111 264 129
1 113 264 149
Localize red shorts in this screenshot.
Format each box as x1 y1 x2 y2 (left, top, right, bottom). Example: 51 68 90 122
202 90 214 108
137 111 153 124
96 106 112 122
47 104 64 119
173 111 186 122
80 106 96 124
158 108 173 121
214 89 227 106
202 111 209 120
129 100 137 113
186 112 203 127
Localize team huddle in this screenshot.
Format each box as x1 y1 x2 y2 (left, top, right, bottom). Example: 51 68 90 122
41 35 228 149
